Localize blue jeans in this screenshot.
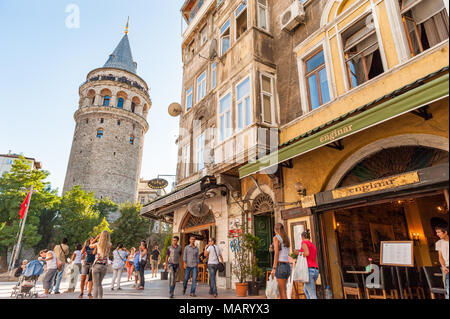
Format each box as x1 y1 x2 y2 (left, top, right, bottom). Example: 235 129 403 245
168 264 179 296
183 267 198 294
446 273 449 300
49 264 65 293
304 268 319 299
208 265 218 295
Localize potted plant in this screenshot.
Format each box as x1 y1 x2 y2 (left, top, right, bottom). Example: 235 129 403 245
232 233 252 297
244 233 263 296
160 234 172 280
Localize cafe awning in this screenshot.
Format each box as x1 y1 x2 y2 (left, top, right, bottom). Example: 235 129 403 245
239 68 449 179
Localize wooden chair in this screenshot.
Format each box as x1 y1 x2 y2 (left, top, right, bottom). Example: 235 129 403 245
404 267 426 299
423 266 446 299
366 266 399 299
292 281 307 299
339 265 364 299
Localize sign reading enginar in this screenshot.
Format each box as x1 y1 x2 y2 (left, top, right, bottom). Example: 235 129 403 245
148 178 169 190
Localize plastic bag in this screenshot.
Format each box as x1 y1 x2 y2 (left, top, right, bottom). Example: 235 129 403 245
293 256 309 283
287 272 294 299
265 276 279 299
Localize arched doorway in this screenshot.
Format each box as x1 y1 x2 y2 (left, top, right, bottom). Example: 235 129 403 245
327 145 448 268
180 210 216 262
252 193 275 274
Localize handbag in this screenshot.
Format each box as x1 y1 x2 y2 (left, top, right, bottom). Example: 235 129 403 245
57 244 68 271
293 255 309 283
212 246 225 272
287 271 294 299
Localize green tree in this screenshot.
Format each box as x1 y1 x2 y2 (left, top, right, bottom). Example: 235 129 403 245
93 198 118 220
89 217 113 238
111 202 149 249
55 186 108 246
0 157 58 270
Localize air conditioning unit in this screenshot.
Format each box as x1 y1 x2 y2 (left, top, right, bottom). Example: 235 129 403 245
280 1 305 32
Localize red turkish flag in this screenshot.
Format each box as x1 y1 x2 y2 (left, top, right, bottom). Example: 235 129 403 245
19 192 31 220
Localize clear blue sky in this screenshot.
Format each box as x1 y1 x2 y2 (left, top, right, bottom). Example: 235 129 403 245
0 0 186 193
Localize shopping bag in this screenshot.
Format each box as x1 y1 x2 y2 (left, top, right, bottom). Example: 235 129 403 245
265 276 279 299
293 255 309 283
287 272 294 299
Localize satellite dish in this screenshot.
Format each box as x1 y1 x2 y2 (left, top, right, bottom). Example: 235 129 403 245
209 39 218 60
188 199 210 217
168 103 182 117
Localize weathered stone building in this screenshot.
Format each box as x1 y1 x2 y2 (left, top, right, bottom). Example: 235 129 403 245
64 27 151 210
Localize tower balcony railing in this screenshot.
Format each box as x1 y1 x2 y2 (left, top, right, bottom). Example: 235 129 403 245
79 75 150 98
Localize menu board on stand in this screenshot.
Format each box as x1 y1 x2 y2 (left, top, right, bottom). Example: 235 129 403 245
380 241 414 267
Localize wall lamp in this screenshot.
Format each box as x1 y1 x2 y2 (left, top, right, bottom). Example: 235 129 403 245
294 182 307 197
412 233 421 246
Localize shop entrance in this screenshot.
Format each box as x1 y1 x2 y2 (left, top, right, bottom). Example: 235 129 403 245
252 193 276 275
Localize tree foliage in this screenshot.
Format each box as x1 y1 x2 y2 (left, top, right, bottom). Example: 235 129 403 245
0 157 59 269
110 202 149 248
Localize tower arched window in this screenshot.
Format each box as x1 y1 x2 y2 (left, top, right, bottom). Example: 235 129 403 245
103 96 110 106
97 129 104 139
117 98 124 109
131 102 136 113
129 136 135 145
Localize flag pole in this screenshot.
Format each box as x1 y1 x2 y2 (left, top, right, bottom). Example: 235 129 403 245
9 185 33 276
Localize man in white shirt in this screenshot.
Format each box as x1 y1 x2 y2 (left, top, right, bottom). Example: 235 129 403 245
204 238 224 298
435 225 449 299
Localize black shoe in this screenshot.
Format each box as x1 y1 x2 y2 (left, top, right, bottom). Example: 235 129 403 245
54 292 60 295
190 293 197 297
183 288 186 295
169 295 174 299
111 288 114 291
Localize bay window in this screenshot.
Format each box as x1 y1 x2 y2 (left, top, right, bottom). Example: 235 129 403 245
220 20 231 56
236 77 251 131
219 93 232 142
257 0 269 31
197 71 207 102
261 74 274 124
235 0 248 40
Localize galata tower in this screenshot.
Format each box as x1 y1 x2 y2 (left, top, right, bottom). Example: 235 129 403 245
63 23 151 209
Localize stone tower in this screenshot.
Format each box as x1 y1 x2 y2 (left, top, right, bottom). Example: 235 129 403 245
63 26 151 209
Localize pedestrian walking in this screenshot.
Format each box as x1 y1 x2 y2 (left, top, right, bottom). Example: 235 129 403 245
204 238 224 298
183 236 199 297
91 231 112 299
435 225 449 299
126 247 136 281
270 223 291 299
64 243 82 293
137 241 148 290
150 245 161 278
164 236 182 298
295 229 319 299
111 243 129 291
50 238 70 294
79 237 97 299
38 249 58 298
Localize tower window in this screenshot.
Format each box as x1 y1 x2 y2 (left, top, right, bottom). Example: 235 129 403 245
100 118 104 124
86 119 89 124
131 102 136 113
97 129 104 138
117 120 121 126
103 96 110 106
117 98 124 109
130 136 135 145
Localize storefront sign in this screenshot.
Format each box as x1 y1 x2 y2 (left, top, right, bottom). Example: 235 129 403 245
148 178 169 189
144 181 203 212
380 241 414 267
332 172 420 200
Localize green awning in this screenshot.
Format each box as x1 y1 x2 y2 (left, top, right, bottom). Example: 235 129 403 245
239 71 449 179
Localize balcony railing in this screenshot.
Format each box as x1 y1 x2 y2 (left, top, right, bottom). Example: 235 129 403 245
80 75 150 97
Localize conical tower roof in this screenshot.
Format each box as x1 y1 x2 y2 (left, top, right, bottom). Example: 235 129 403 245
103 34 137 74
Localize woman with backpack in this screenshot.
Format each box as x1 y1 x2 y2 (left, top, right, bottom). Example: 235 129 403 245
111 243 128 291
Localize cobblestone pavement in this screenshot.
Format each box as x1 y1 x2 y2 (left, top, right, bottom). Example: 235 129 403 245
1 270 266 300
